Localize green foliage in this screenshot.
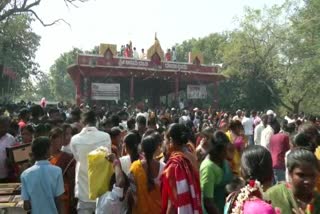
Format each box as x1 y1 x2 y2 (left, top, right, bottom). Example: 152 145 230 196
175 1 320 114
175 33 227 64
49 48 83 102
0 14 40 98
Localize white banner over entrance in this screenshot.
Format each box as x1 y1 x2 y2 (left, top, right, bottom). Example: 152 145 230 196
187 85 207 99
91 83 120 101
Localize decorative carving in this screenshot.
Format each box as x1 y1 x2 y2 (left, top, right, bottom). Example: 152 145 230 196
147 34 164 61
190 51 204 65
99 43 117 56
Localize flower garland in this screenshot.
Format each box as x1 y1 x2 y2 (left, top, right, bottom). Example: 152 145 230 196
231 180 263 214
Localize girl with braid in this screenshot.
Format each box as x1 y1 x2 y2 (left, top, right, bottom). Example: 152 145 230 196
129 132 165 214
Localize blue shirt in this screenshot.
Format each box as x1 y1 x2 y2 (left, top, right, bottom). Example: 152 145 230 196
21 160 64 214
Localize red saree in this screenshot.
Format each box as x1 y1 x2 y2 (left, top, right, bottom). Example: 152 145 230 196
161 152 202 214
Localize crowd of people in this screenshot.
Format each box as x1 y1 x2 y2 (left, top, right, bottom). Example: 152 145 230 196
0 101 320 214
118 42 177 62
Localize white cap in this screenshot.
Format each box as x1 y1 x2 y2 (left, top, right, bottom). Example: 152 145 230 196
193 107 199 111
266 110 276 117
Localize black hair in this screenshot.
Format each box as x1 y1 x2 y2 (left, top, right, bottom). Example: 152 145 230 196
148 117 157 127
143 130 162 148
136 116 147 126
62 123 72 133
49 127 63 140
271 119 281 134
124 131 141 163
32 136 50 160
34 123 52 138
48 108 59 115
201 127 214 139
19 108 29 118
111 114 121 127
287 148 320 173
109 127 121 139
229 120 243 132
21 124 34 134
308 115 316 123
127 117 136 130
60 112 67 121
71 125 79 136
299 123 320 146
82 110 96 125
0 115 10 125
241 145 273 184
30 105 44 118
8 120 19 137
71 108 81 122
293 132 317 153
166 123 190 146
103 118 113 128
141 134 158 191
208 130 230 156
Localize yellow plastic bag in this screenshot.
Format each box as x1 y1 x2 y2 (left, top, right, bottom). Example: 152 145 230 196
87 147 114 200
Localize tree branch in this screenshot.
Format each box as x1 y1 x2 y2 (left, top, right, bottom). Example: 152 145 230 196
27 9 71 27
0 0 87 26
258 79 294 112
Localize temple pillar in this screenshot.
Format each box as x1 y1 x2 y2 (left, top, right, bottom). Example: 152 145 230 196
174 75 179 104
130 76 134 102
75 74 82 106
213 81 219 109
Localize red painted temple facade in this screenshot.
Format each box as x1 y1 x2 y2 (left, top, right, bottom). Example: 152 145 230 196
67 41 226 107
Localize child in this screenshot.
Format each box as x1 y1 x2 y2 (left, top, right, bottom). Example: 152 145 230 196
21 137 64 214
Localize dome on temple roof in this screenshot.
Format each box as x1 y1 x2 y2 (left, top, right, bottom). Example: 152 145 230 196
147 34 164 61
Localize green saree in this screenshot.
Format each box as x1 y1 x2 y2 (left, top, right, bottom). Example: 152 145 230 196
265 183 320 214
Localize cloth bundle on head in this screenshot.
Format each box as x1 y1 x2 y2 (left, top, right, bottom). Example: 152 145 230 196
266 110 276 118
40 98 47 108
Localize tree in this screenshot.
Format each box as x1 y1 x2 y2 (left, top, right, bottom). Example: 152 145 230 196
0 0 88 26
220 5 286 110
49 48 83 101
0 14 40 97
175 33 227 64
274 0 320 114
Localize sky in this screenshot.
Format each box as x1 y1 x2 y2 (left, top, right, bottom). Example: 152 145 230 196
32 0 284 72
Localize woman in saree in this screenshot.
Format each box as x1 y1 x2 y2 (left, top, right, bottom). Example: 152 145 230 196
49 127 76 214
225 145 277 214
266 148 320 214
161 123 202 214
225 120 246 175
129 132 164 214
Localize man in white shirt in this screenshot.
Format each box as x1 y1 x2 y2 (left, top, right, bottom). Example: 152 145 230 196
260 111 276 149
133 47 139 59
71 111 111 214
254 114 267 145
172 47 177 61
139 48 147 60
0 116 15 182
179 99 184 110
232 109 242 121
242 111 254 145
179 110 190 126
